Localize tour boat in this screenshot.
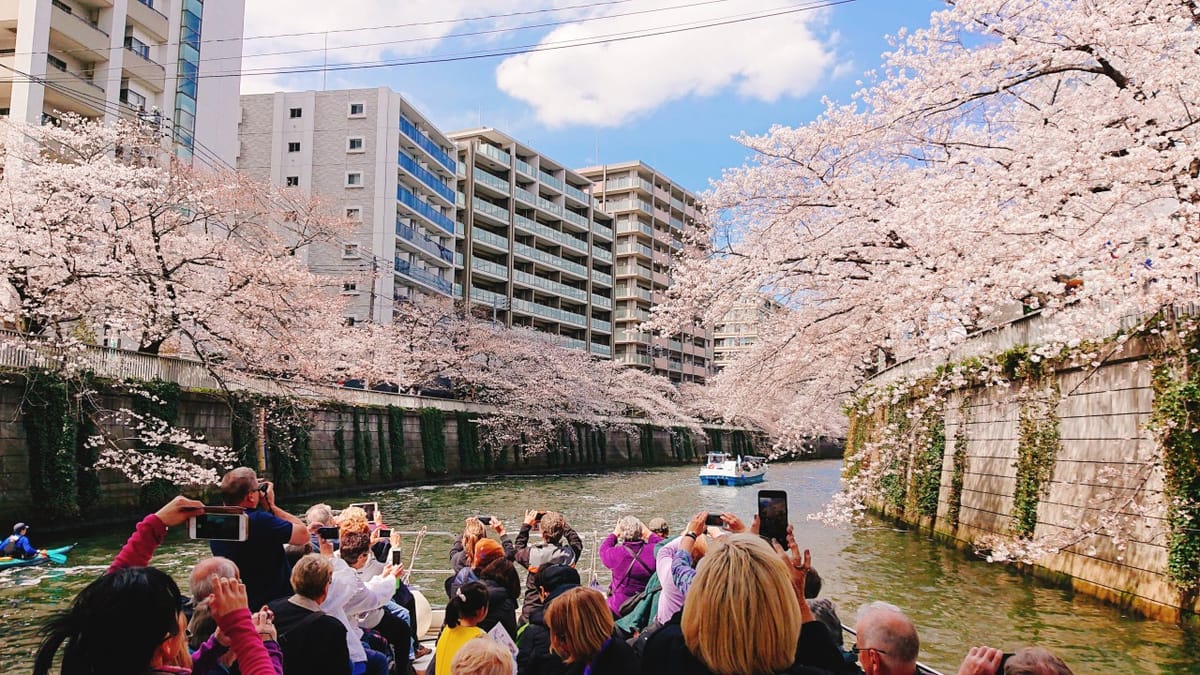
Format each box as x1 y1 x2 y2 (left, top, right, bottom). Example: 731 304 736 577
699 453 766 486
0 544 74 570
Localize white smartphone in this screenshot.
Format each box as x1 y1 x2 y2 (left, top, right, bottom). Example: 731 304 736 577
349 502 378 523
188 512 249 542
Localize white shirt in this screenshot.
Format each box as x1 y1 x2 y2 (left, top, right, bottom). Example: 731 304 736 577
322 555 396 663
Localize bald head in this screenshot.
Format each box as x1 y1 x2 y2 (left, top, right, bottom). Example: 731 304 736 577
189 556 239 602
854 602 919 675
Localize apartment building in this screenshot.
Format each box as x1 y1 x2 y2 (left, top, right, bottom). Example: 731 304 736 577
451 128 615 359
238 88 458 324
712 295 780 373
576 161 711 383
1 0 245 165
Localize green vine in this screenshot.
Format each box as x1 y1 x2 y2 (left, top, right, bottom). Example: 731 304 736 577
640 424 654 462
333 418 348 480
263 400 312 491
229 393 260 469
1149 331 1200 589
74 372 101 511
376 413 390 478
387 406 406 478
22 369 80 519
914 409 945 519
456 411 482 472
420 408 447 474
946 399 971 529
1012 389 1061 538
880 405 911 513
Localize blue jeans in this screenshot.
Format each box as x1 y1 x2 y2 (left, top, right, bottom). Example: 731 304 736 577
351 648 389 675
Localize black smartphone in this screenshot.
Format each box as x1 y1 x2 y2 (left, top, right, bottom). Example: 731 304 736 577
391 549 404 566
318 526 340 540
705 513 725 527
476 516 492 525
189 513 248 541
349 502 378 522
757 490 789 548
377 528 392 539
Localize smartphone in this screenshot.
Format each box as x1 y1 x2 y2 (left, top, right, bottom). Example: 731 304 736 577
705 513 725 527
531 511 546 530
476 516 492 525
318 526 340 540
757 490 789 548
349 502 378 522
391 549 404 566
377 528 392 539
189 513 249 542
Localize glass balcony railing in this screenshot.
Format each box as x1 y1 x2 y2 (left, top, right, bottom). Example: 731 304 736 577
616 220 655 238
398 116 455 172
513 185 537 205
511 298 587 327
539 170 563 192
513 214 588 254
563 210 588 228
397 184 455 234
513 269 587 302
617 242 653 258
617 353 652 366
456 191 466 209
590 343 613 357
471 257 509 280
591 294 612 309
616 308 651 322
396 221 453 263
398 152 455 203
536 195 563 217
549 334 588 351
512 241 587 277
593 223 613 241
478 143 510 166
473 197 510 224
473 167 509 195
592 270 613 286
670 216 685 230
616 285 653 302
394 258 452 294
458 284 510 309
564 184 589 204
590 317 612 333
472 228 509 251
515 158 535 176
594 248 613 263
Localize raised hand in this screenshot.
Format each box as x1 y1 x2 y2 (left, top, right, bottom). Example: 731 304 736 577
155 495 206 527
207 575 249 622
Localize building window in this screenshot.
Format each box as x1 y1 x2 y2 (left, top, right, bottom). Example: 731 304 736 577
348 102 365 117
285 176 299 187
289 107 302 118
47 55 67 72
342 281 358 294
347 137 364 152
345 172 363 187
345 207 361 220
343 243 359 258
287 141 300 153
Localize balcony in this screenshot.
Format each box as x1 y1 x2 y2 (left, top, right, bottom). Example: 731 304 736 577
616 308 651 322
591 270 613 286
515 157 535 176
617 242 653 259
512 241 587 278
593 223 613 241
472 197 510 226
399 116 456 173
563 210 588 228
399 152 455 204
652 270 671 286
591 294 612 310
460 284 510 310
617 353 652 367
564 183 589 205
397 184 456 234
127 0 169 40
514 214 588 255
477 143 510 167
513 269 587 302
396 221 454 265
616 285 653 302
42 63 106 117
652 249 671 266
121 40 165 93
590 343 613 358
539 170 563 192
511 298 587 328
594 248 613 263
536 195 563 218
617 330 653 343
591 317 612 333
50 2 109 61
470 257 509 281
394 258 452 295
513 185 538 206
616 219 655 239
548 334 588 351
471 228 509 252
473 167 509 196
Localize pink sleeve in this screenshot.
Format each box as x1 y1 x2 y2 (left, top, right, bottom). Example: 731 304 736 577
106 514 167 573
215 607 275 675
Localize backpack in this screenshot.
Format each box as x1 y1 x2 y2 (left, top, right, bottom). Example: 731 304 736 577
526 542 575 573
2 536 16 557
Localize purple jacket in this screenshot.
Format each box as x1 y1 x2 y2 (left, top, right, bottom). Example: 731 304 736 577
599 533 663 615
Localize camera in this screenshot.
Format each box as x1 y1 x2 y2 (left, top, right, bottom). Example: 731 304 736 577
705 513 725 527
476 516 492 525
257 483 269 494
317 526 340 540
377 528 392 539
391 549 404 566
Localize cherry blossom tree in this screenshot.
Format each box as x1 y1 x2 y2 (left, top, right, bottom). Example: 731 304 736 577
659 0 1200 444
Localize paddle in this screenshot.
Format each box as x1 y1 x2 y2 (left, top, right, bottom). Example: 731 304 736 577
46 545 74 565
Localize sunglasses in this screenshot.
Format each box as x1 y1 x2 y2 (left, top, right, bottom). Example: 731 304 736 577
851 644 889 656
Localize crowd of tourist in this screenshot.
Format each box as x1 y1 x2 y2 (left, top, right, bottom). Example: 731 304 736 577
30 466 1077 675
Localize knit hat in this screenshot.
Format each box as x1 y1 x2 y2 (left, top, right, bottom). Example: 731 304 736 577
12 522 27 534
473 537 505 568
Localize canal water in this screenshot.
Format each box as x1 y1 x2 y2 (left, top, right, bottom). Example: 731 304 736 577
1 460 1197 672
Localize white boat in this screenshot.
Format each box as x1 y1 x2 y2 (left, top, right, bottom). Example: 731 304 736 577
699 453 766 486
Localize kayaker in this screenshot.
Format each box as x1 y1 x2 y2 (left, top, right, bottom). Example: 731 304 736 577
3 522 45 560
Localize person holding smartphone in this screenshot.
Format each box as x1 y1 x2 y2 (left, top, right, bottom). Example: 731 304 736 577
212 467 312 609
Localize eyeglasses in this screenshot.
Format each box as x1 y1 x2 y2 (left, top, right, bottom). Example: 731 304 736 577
851 644 889 656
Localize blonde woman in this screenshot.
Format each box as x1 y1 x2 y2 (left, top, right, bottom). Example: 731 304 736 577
450 636 515 675
544 587 637 675
641 530 846 675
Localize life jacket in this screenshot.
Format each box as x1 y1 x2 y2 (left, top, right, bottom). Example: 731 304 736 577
526 541 575 573
2 535 18 557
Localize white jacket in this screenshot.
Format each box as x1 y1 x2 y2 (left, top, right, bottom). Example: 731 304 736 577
322 555 396 663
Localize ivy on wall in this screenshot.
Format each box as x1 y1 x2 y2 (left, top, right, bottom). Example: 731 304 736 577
1149 329 1200 589
456 411 483 472
946 399 971 529
640 425 654 462
351 408 370 482
333 418 348 480
914 410 946 519
263 401 313 491
1012 389 1062 538
376 413 390 479
387 406 406 478
420 408 447 475
230 393 260 469
880 405 912 514
74 372 101 512
22 369 80 519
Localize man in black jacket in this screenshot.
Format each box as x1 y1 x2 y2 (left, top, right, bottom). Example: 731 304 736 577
268 553 351 675
517 564 580 675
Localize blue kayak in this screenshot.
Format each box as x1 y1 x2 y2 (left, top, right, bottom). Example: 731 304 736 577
0 544 74 569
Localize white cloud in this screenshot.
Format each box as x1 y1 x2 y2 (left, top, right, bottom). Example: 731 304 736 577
494 0 841 127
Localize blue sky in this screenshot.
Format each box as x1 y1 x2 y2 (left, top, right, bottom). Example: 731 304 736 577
241 0 939 193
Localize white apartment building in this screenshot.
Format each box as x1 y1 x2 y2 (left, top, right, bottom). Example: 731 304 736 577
577 161 711 383
451 128 615 359
712 295 780 373
238 88 458 325
1 0 245 165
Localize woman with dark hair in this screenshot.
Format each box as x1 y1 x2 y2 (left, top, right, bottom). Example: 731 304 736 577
434 581 490 675
476 555 520 640
33 496 279 675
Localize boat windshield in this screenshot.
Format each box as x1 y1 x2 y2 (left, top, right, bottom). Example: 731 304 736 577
705 453 729 463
